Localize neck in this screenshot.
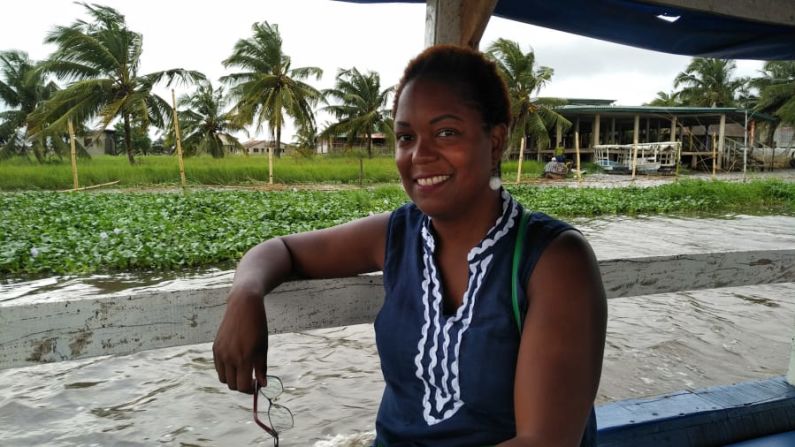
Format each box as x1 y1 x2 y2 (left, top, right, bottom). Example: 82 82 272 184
431 188 503 254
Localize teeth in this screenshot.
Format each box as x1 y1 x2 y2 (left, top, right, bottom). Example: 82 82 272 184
417 175 450 186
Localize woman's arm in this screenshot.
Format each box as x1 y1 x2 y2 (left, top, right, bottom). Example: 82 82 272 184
212 212 390 394
499 230 607 447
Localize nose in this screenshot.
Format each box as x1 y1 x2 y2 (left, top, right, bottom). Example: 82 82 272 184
411 135 437 164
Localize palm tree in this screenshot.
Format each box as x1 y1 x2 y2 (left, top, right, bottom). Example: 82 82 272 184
293 121 318 151
222 21 322 159
33 3 204 164
487 38 571 165
674 58 747 107
321 67 394 158
0 50 63 161
645 90 681 107
752 61 795 145
177 82 245 158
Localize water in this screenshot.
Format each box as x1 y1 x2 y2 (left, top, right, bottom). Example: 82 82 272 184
1 215 794 445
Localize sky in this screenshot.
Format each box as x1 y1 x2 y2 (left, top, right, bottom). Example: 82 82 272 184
0 0 766 141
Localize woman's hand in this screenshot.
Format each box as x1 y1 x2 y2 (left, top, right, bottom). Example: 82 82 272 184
213 287 269 394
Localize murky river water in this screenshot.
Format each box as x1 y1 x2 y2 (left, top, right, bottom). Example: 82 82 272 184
1 215 794 446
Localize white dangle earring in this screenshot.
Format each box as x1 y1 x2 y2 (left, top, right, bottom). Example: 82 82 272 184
489 174 502 190
489 162 502 190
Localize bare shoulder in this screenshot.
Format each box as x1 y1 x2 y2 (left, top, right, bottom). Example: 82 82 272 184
532 229 600 284
281 212 391 278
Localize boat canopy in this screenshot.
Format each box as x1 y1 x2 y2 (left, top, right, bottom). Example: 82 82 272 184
337 0 795 60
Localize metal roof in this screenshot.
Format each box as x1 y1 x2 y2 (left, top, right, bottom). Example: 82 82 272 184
556 105 777 122
338 0 795 60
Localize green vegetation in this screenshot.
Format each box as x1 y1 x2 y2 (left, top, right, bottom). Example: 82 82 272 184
0 155 399 189
0 155 579 190
2 179 793 275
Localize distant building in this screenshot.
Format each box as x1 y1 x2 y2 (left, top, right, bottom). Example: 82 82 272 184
315 132 389 154
83 129 116 156
242 139 292 156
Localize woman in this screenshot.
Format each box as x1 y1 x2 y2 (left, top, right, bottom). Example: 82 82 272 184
213 45 606 446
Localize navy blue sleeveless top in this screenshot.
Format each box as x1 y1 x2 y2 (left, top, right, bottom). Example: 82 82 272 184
374 190 596 446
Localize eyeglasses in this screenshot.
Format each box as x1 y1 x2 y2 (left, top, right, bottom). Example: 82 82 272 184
253 375 294 447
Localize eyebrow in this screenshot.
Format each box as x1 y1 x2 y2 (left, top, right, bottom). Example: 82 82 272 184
395 113 464 128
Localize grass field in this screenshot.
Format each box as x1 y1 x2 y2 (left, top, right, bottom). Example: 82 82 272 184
0 154 597 190
2 179 793 275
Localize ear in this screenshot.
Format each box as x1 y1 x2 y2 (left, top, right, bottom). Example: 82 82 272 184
490 123 508 167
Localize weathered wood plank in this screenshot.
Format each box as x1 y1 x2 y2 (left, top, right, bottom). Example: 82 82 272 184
1 250 792 370
596 376 795 446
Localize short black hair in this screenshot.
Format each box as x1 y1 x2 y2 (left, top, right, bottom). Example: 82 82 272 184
393 45 511 130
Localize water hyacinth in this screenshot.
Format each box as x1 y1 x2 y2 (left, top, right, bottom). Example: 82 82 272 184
0 180 792 276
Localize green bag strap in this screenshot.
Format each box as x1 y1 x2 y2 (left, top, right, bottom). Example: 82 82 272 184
511 210 531 333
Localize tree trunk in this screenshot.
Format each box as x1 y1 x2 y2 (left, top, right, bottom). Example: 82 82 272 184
367 130 373 158
275 126 282 159
123 114 135 165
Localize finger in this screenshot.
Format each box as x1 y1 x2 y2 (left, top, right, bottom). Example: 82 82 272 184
213 347 227 384
225 364 238 391
237 361 255 395
253 353 268 387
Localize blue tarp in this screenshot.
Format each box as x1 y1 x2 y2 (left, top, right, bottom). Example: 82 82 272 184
337 0 795 60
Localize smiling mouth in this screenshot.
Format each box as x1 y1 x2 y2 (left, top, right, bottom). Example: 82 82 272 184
416 175 450 186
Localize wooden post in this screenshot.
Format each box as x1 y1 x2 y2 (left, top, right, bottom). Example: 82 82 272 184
788 329 795 385
575 118 581 182
670 117 679 176
712 132 718 179
170 90 187 188
593 114 601 148
359 158 364 187
268 145 274 185
645 118 650 143
610 117 616 144
555 122 562 150
632 115 639 179
750 120 756 172
718 114 726 170
425 0 498 48
516 135 526 184
67 119 79 191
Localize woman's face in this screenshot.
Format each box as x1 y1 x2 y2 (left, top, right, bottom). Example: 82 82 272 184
394 78 506 220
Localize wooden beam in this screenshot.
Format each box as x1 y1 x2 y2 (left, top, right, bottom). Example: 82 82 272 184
2 250 792 371
644 0 795 27
425 0 498 48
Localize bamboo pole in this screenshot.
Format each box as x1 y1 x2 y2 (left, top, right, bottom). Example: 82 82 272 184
575 118 581 182
170 90 187 187
516 135 526 184
671 117 680 177
632 115 639 179
718 113 726 170
268 145 274 184
712 132 718 179
67 119 78 191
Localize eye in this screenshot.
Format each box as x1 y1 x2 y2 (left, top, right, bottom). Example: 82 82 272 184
396 133 414 143
436 128 459 137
